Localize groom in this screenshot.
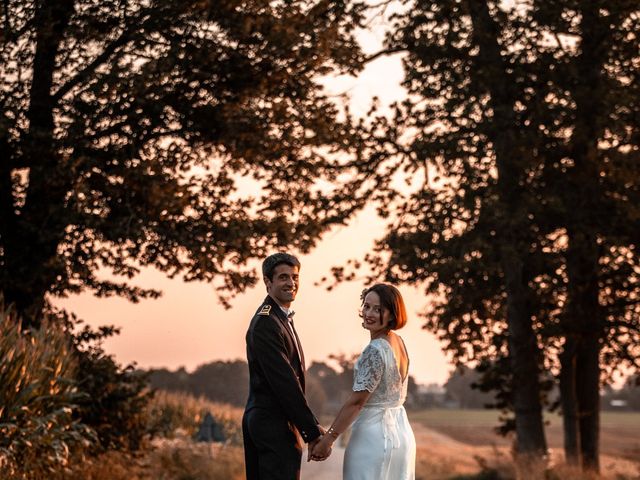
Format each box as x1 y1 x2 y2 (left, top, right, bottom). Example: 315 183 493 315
242 252 327 480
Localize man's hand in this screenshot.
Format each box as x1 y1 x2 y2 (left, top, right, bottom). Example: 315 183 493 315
307 436 321 462
306 425 327 462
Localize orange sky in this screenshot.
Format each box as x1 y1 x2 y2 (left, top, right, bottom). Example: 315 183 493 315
59 206 451 386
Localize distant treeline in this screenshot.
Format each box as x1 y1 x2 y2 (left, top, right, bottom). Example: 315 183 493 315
146 355 399 415
146 356 363 415
145 360 640 413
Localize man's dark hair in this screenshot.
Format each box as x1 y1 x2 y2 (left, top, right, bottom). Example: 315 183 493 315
262 252 301 280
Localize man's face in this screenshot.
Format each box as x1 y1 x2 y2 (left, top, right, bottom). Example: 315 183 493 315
265 263 299 308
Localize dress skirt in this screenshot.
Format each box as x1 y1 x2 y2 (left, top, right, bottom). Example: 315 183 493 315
343 405 416 480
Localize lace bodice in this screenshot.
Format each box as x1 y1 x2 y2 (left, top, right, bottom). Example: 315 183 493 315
352 338 408 407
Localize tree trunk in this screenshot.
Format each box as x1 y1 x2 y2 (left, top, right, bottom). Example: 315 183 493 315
502 249 548 460
560 3 608 471
466 0 548 463
564 227 602 472
559 337 580 465
1 0 76 326
0 124 15 275
576 334 600 470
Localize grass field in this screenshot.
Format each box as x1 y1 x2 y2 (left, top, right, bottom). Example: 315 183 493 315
408 409 640 462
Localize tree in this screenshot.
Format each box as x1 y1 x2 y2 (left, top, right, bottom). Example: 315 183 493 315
148 360 249 406
530 1 640 469
357 0 551 463
307 354 359 413
444 365 495 410
0 0 366 325
331 0 639 472
189 360 249 406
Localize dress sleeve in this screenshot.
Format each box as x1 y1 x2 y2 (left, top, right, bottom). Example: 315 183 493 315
352 343 384 393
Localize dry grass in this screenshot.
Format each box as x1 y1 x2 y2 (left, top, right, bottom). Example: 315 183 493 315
415 445 470 479
416 449 639 480
147 390 243 444
60 402 640 480
62 439 245 480
61 391 246 480
409 409 640 463
410 410 640 480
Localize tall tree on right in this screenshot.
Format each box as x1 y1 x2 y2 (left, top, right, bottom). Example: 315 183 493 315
531 1 640 470
344 0 639 472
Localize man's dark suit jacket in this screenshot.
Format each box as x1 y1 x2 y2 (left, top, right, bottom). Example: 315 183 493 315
243 295 321 479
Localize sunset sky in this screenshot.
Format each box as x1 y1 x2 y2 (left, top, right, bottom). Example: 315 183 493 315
59 12 454 387
59 206 451 386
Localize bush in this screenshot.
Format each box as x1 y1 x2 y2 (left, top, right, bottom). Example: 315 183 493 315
64 443 246 480
73 327 152 452
59 315 154 453
0 301 94 479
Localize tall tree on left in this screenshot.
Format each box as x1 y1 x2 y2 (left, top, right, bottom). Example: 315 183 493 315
0 0 366 326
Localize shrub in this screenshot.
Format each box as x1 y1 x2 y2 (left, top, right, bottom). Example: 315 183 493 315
0 301 94 479
67 317 153 452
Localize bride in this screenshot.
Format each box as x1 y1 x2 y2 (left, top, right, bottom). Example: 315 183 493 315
310 283 416 479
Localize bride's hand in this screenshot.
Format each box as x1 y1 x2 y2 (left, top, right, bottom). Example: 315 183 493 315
310 435 332 461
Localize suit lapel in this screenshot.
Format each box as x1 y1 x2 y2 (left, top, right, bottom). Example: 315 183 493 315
266 296 306 382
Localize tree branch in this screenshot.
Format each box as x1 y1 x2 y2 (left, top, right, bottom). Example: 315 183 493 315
51 5 155 104
364 47 406 64
52 31 135 103
3 0 10 35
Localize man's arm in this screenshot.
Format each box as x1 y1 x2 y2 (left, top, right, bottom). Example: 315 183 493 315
251 318 321 443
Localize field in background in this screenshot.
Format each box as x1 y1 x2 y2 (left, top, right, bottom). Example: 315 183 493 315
409 409 640 462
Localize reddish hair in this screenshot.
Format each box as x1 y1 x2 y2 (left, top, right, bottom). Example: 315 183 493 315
361 283 408 330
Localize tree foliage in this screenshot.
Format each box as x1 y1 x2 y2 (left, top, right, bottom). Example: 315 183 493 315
444 365 496 410
149 360 250 408
331 0 640 469
0 0 366 323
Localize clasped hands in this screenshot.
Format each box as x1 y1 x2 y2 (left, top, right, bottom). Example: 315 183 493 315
307 427 334 462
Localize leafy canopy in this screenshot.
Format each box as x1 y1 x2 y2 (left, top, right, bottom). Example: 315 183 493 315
0 0 366 317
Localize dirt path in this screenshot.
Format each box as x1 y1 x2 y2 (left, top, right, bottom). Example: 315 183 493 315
410 423 640 478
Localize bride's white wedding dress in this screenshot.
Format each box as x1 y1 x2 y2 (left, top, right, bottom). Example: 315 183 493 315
343 338 416 480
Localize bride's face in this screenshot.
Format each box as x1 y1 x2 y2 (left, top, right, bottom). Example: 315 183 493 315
361 291 391 334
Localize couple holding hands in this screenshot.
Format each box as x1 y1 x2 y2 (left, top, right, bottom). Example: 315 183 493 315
242 252 416 479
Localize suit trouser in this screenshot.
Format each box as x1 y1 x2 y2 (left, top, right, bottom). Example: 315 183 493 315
243 408 303 480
